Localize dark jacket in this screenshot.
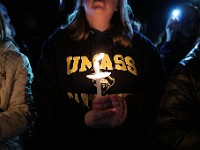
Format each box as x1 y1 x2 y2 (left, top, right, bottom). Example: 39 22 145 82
156 42 200 150
32 28 166 150
159 40 196 77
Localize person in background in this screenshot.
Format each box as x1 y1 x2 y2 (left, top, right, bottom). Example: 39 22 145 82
156 2 200 77
32 0 166 149
156 38 200 150
0 9 35 150
0 3 33 67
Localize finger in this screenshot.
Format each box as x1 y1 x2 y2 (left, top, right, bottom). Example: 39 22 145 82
89 109 117 128
92 101 113 110
167 17 179 28
109 94 123 108
92 95 113 110
93 95 112 104
110 95 127 125
117 98 127 125
92 108 116 122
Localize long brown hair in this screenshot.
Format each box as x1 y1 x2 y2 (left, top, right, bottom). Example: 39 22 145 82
0 11 9 42
62 0 140 47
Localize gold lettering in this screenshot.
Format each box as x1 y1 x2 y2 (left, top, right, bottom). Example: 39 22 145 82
101 54 113 70
125 56 137 75
66 54 137 75
81 93 89 108
66 56 80 75
67 92 80 103
67 92 74 99
80 56 92 72
74 93 80 103
114 54 127 71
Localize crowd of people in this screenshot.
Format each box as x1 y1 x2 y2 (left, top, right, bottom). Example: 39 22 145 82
1 0 200 150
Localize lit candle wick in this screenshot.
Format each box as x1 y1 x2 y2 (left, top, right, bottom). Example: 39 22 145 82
93 53 104 73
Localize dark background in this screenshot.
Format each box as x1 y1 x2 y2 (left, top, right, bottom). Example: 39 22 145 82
0 0 193 70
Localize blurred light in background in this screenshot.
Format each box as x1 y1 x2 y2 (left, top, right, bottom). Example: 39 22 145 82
58 0 65 11
172 9 181 18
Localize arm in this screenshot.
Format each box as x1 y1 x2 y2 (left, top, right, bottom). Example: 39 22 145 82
159 41 180 76
165 17 181 42
0 52 34 141
156 62 200 150
32 35 90 148
125 36 167 149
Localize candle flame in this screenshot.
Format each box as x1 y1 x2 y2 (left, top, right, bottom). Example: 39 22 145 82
86 53 111 95
93 53 104 74
95 53 104 61
86 72 111 79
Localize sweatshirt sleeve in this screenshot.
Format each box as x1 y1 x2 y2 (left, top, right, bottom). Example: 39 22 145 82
128 34 167 125
124 35 167 149
0 52 34 141
32 35 92 148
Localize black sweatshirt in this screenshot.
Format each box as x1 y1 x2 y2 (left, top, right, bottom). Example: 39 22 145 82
32 28 166 150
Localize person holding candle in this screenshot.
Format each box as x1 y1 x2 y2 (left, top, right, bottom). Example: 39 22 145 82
32 0 166 149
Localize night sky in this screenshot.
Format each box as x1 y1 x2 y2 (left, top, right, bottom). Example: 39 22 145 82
0 0 191 69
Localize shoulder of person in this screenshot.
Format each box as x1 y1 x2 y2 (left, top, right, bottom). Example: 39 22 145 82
132 30 154 45
0 41 31 68
49 27 72 40
0 41 18 52
184 42 200 60
131 30 157 51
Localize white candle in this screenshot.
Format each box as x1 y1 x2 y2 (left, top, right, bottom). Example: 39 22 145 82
93 61 100 74
93 53 104 95
96 78 101 95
